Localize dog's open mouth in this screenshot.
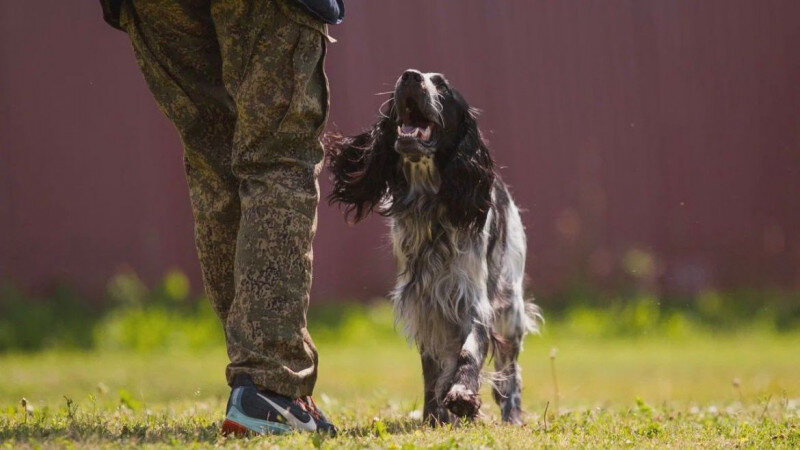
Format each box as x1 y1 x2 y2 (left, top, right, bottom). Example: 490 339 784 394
397 97 435 145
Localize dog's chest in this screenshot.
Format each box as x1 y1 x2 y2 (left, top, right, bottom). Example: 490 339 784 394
391 215 451 275
390 214 487 306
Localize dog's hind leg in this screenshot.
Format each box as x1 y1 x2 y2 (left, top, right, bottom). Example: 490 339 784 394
442 323 489 419
492 333 524 425
421 354 452 425
491 293 540 425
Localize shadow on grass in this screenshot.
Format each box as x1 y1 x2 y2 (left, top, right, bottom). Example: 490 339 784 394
2 412 434 445
345 417 454 438
0 417 222 445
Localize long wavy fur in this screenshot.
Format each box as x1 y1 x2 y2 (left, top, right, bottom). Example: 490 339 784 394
436 103 494 232
326 72 539 424
327 93 495 232
326 102 402 223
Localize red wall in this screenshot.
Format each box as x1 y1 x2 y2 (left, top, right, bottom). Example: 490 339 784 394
2 1 799 302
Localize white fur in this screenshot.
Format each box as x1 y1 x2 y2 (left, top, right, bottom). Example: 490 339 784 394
388 178 540 364
494 199 543 339
390 208 493 359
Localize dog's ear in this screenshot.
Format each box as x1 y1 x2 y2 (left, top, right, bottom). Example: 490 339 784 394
438 99 495 231
326 109 400 223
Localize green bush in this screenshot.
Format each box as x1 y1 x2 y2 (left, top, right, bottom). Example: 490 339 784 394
308 301 398 345
0 285 98 351
93 302 222 352
93 271 222 352
692 289 800 331
1 269 799 353
558 297 703 339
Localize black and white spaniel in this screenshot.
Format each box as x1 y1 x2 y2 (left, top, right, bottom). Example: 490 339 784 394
327 69 542 425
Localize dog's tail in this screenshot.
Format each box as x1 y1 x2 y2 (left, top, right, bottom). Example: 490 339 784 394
488 297 543 359
523 299 544 335
484 299 543 394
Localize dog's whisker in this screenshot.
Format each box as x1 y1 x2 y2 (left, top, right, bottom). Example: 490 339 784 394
378 97 394 118
431 96 445 125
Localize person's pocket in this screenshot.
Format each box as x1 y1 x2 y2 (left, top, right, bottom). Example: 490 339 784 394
276 24 329 136
275 0 335 40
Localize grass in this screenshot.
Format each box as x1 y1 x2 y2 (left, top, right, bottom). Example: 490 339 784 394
1 307 799 448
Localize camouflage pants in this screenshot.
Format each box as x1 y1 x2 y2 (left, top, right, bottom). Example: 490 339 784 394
120 0 329 398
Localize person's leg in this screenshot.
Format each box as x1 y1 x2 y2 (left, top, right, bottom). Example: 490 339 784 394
210 0 329 398
120 1 240 323
120 0 335 434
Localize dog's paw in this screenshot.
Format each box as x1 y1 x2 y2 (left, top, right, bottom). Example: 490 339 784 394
423 407 452 427
443 384 481 419
502 409 525 426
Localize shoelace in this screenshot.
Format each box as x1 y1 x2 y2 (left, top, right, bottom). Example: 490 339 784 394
295 396 323 422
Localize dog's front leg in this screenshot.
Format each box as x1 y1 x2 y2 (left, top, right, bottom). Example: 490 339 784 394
442 322 489 419
421 354 452 425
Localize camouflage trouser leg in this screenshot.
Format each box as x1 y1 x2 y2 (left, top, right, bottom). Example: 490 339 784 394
120 0 328 398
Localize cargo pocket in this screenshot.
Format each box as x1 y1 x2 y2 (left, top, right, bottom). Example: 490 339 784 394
276 25 329 136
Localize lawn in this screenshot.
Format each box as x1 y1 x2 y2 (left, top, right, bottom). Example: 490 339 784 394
1 309 799 448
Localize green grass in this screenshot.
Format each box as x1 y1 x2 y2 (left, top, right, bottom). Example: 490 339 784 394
1 311 799 448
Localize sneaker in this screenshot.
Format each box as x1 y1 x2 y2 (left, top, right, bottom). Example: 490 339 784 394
221 374 337 436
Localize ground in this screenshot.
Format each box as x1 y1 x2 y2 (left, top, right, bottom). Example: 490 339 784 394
1 319 799 448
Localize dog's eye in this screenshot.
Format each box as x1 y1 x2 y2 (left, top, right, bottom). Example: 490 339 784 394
430 75 449 91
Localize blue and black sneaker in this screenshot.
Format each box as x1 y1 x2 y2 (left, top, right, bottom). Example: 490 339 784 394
222 374 337 436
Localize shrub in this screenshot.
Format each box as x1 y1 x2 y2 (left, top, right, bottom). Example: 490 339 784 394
1 270 799 353
93 271 222 352
0 285 98 351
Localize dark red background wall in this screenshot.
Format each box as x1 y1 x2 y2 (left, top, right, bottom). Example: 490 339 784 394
2 1 799 302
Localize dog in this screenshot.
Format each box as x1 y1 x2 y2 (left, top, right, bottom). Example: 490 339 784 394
327 69 542 425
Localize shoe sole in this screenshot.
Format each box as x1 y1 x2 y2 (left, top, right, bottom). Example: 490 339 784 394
221 419 252 437
222 405 293 436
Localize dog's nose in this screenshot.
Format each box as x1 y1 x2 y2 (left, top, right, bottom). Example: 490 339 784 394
401 69 423 83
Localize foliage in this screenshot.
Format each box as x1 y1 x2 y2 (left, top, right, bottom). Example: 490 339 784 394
94 270 223 352
1 401 797 448
2 271 798 447
0 285 99 351
1 327 799 447
1 269 799 353
540 287 800 334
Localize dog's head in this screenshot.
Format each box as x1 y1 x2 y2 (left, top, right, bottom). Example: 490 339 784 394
328 69 494 231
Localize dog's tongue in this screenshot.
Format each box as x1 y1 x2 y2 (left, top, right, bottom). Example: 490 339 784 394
401 124 417 134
